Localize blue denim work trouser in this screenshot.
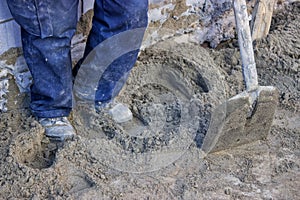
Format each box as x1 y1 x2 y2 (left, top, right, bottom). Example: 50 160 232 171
7 0 148 118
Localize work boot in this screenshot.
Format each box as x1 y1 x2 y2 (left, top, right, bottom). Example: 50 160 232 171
95 101 133 123
38 117 76 141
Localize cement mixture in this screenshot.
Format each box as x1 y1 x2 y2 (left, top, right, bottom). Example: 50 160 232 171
0 2 299 199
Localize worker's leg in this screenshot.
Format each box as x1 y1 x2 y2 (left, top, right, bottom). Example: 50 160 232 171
74 0 148 103
7 0 79 118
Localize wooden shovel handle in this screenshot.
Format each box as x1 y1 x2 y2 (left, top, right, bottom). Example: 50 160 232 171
233 0 259 91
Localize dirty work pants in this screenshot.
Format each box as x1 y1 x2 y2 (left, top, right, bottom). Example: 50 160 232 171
7 0 148 118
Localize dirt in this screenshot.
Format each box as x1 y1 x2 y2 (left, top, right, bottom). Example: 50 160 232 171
0 2 299 199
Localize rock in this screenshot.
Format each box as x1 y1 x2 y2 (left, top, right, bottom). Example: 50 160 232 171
109 103 133 123
224 187 232 195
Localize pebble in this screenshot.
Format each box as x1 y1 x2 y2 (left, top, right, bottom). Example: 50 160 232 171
224 187 232 195
22 190 31 198
27 177 34 185
5 156 13 163
31 194 40 200
100 174 106 180
30 122 36 127
193 183 198 188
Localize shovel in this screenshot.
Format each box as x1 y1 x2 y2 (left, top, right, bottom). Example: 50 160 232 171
202 0 278 153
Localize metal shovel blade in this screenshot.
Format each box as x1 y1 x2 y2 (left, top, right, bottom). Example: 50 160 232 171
202 0 278 153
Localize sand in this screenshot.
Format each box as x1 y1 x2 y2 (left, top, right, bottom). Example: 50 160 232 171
0 2 299 199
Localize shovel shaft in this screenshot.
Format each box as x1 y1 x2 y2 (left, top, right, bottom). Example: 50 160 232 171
233 0 259 91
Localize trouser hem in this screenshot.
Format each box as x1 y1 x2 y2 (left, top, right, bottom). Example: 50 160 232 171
32 109 71 118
